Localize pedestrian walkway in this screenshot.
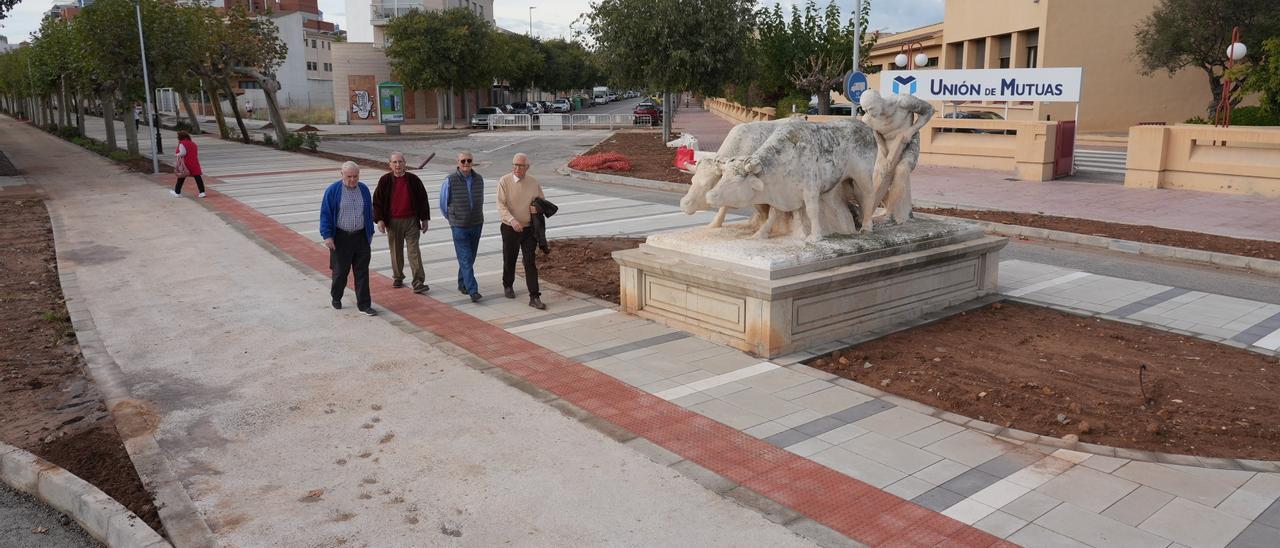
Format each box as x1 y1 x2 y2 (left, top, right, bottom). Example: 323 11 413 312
54 116 1280 547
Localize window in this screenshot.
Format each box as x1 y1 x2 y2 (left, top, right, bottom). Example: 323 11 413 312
311 39 317 48
1027 46 1038 68
324 63 332 72
999 58 1011 68
240 80 260 89
306 61 317 70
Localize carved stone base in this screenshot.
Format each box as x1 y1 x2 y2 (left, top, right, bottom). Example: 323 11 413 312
612 219 1007 358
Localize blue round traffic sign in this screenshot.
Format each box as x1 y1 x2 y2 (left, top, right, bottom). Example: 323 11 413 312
846 71 869 104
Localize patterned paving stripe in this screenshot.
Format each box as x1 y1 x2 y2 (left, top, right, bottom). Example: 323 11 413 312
1231 311 1280 347
508 308 618 335
655 362 779 401
1109 287 1191 318
501 305 605 329
568 332 691 362
182 169 1010 547
1004 271 1092 298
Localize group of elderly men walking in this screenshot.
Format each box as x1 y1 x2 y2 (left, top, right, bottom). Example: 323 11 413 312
319 151 548 316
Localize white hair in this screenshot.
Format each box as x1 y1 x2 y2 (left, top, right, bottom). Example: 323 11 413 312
389 151 405 161
513 152 530 164
340 161 360 173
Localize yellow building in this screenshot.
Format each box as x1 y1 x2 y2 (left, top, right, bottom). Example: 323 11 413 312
861 0 1209 132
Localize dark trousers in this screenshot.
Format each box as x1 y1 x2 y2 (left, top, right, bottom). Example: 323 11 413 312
174 175 205 194
501 223 540 298
330 228 371 310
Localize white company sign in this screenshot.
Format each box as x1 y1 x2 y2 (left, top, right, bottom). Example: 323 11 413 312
879 68 1082 102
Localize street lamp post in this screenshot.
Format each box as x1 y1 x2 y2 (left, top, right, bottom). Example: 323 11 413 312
895 42 929 70
135 0 160 174
1217 26 1247 128
528 6 536 36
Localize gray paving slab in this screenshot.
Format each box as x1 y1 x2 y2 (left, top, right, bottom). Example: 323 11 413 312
976 448 1047 479
974 510 1029 539
1112 287 1193 317
913 487 968 512
789 386 872 415
925 430 1017 467
1140 497 1251 548
1003 490 1065 522
1007 523 1092 548
808 446 906 488
1038 465 1140 513
828 400 895 424
1227 522 1280 548
1250 498 1280 529
1114 461 1242 508
840 432 942 475
1035 503 1172 548
851 406 938 439
884 476 936 501
914 458 972 487
1101 486 1176 526
939 468 1003 498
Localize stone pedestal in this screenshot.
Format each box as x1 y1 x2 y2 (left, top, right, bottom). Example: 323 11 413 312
612 219 1007 358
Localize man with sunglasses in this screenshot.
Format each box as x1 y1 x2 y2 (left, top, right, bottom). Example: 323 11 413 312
440 151 485 302
496 153 547 310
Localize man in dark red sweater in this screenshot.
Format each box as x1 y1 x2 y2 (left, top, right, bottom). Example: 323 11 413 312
373 152 432 293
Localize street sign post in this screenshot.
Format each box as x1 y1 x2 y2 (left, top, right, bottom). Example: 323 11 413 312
845 71 869 106
377 81 405 134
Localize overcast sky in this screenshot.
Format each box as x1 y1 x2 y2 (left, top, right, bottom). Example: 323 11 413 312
2 0 943 47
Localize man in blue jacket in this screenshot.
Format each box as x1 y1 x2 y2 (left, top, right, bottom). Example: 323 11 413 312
320 161 377 315
440 151 485 302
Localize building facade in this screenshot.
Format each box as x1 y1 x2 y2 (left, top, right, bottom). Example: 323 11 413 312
862 0 1210 132
332 0 495 125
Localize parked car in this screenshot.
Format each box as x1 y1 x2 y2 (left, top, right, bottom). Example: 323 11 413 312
552 98 572 113
942 111 1010 134
805 103 855 116
592 94 609 106
509 101 537 114
606 92 619 102
538 101 555 113
633 102 662 126
471 106 503 128
498 103 515 113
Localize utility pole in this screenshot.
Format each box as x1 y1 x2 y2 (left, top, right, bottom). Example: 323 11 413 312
135 0 160 174
528 6 536 36
852 0 862 73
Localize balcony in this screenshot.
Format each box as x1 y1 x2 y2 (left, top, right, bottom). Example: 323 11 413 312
370 1 428 24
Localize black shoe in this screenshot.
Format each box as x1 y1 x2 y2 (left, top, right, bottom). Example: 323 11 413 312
458 285 467 295
392 280 404 288
331 300 342 310
470 292 482 303
413 284 430 294
529 297 545 310
504 286 516 299
359 307 377 316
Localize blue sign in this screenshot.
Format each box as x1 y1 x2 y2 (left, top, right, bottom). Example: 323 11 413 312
891 75 918 95
845 71 869 104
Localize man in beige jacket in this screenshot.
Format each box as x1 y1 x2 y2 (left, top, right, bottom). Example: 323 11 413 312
497 152 547 310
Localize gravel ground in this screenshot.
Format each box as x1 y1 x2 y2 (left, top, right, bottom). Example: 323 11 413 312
0 482 101 548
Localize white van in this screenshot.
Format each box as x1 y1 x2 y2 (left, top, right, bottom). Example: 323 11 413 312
592 86 611 105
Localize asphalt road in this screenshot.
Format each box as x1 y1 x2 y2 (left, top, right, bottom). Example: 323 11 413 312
0 483 100 548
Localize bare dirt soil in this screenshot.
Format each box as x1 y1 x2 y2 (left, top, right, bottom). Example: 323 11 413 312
577 132 693 185
0 199 164 534
810 302 1280 460
918 207 1280 261
537 238 644 304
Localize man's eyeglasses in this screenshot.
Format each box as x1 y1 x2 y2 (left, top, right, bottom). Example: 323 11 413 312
459 159 474 164
513 163 529 167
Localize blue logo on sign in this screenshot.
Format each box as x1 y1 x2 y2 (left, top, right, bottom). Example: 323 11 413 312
892 75 918 95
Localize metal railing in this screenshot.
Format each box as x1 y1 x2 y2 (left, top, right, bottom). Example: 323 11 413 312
370 1 426 22
487 113 533 130
478 113 658 131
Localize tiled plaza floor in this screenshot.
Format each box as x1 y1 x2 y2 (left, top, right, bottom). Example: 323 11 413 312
79 118 1280 547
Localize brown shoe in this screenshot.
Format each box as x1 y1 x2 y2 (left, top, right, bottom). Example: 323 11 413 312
528 297 545 310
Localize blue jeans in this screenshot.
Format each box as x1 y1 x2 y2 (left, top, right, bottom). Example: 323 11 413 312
451 224 483 295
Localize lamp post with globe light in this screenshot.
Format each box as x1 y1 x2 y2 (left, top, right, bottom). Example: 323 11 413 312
1216 27 1247 127
895 42 930 70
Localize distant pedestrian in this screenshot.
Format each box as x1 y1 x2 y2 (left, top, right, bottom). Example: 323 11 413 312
133 102 143 129
497 153 546 310
440 151 484 302
244 99 254 119
320 161 377 316
170 131 206 198
373 152 431 294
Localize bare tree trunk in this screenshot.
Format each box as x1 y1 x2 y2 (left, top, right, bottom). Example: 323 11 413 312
202 75 229 139
60 77 71 128
232 67 290 145
178 90 202 134
462 90 471 124
1206 70 1221 119
435 90 445 129
449 85 457 129
661 90 671 143
817 92 832 115
222 80 250 142
75 91 85 136
122 96 140 156
101 89 118 151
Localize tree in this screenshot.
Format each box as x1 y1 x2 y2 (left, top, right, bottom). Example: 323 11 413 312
540 39 597 93
1134 0 1280 117
585 0 757 140
493 33 547 99
225 6 290 145
752 0 875 114
384 7 495 128
75 0 150 153
1234 36 1280 117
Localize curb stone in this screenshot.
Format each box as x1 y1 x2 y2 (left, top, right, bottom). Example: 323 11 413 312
558 166 691 193
912 209 1280 277
0 442 169 548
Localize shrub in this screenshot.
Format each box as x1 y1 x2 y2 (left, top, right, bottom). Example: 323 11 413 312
776 95 810 117
280 132 305 151
263 133 275 146
1184 116 1210 124
107 150 132 162
1228 106 1280 126
301 131 320 152
568 152 632 172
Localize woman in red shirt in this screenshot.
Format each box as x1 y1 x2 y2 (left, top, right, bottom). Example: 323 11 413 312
171 131 206 197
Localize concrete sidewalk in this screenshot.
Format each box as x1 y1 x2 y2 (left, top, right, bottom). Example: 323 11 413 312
2 118 819 546
49 114 1280 547
676 107 1280 243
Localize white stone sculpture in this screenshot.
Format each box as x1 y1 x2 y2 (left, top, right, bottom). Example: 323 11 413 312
680 119 793 228
859 90 934 226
